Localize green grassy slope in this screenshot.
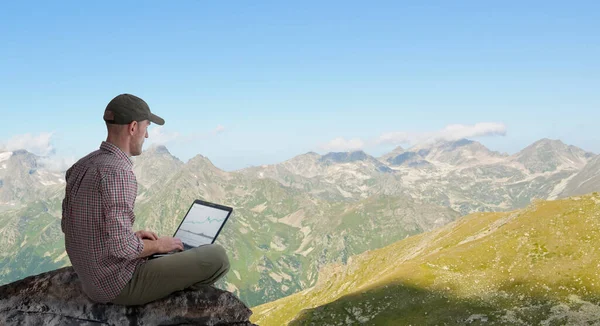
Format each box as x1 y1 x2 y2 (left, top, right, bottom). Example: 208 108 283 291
252 193 600 325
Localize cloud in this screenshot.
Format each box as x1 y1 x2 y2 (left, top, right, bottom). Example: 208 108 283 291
0 132 55 156
320 137 365 152
320 122 507 153
378 122 507 146
214 125 225 134
39 156 77 172
0 132 77 171
147 126 181 146
435 122 507 141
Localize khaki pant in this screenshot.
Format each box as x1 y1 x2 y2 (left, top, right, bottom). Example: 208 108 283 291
111 244 230 306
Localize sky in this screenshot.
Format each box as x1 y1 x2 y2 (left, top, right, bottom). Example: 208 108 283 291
0 1 598 171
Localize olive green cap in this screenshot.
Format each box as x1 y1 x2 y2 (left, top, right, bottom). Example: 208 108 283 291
103 93 165 125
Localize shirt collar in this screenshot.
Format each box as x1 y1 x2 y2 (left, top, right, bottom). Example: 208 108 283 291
100 141 133 167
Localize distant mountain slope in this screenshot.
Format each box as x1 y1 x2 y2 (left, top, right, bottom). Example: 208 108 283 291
0 150 64 210
252 193 600 325
512 138 593 173
133 144 183 193
378 145 404 162
558 155 600 198
242 138 596 215
404 138 507 166
239 150 401 202
133 156 460 306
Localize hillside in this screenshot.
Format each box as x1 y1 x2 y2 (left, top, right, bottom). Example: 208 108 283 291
252 192 600 325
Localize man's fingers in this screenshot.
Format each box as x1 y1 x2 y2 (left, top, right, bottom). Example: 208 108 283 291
141 230 157 240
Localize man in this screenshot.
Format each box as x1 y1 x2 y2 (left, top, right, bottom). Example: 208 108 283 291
61 93 230 305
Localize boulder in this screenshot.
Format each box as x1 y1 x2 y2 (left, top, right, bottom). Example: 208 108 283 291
0 267 256 325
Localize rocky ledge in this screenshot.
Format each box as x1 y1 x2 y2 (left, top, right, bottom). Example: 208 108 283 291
0 267 256 326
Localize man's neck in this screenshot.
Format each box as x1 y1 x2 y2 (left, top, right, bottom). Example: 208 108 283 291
105 138 132 157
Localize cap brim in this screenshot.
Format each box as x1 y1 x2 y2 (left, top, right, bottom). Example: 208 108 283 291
149 113 165 126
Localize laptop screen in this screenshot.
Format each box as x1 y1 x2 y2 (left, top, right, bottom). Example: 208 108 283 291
173 200 232 248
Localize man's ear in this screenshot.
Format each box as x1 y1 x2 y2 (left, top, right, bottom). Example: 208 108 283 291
128 121 138 136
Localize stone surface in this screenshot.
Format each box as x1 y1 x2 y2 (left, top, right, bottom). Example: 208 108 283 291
0 267 256 326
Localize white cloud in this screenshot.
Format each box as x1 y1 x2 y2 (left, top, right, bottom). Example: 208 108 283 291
0 132 77 171
0 132 55 156
147 126 181 146
320 137 365 152
435 122 507 141
319 122 507 153
39 156 77 172
378 122 507 146
214 125 225 134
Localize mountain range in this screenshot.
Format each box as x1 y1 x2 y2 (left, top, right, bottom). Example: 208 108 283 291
251 192 600 325
0 138 599 308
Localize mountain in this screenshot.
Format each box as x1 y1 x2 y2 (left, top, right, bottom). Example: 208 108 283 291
132 152 459 306
241 138 596 216
378 145 405 163
405 139 507 166
133 144 183 192
251 193 600 325
512 138 593 173
0 150 64 210
386 151 432 168
240 150 399 201
0 196 65 284
2 138 599 309
558 154 600 198
372 138 594 214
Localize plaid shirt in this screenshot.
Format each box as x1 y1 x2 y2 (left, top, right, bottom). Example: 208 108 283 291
61 141 145 303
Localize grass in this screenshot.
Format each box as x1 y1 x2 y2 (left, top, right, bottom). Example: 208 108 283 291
252 193 600 325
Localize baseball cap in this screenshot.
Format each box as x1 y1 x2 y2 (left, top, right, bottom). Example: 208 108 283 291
103 94 165 125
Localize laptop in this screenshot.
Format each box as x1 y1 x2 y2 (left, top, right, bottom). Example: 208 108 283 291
149 199 233 259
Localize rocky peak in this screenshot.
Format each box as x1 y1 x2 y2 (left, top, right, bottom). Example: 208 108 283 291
288 151 321 163
396 138 501 166
319 150 395 172
187 154 219 170
422 138 494 154
516 139 571 156
144 144 174 156
0 267 256 326
514 138 591 173
379 145 405 162
320 150 370 164
387 151 431 167
8 149 39 171
559 154 600 197
134 145 183 190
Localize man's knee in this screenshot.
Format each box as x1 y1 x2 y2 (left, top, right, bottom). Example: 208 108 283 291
197 244 229 271
211 244 230 270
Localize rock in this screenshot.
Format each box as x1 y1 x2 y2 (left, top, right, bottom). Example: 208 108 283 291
0 267 256 326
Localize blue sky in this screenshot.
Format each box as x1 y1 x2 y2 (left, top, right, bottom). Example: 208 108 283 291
0 1 598 171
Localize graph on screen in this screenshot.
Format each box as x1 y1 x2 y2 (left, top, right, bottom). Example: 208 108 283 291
174 203 230 247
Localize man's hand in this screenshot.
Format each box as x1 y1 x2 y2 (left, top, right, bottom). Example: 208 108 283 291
156 237 184 253
135 230 158 240
137 234 184 258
